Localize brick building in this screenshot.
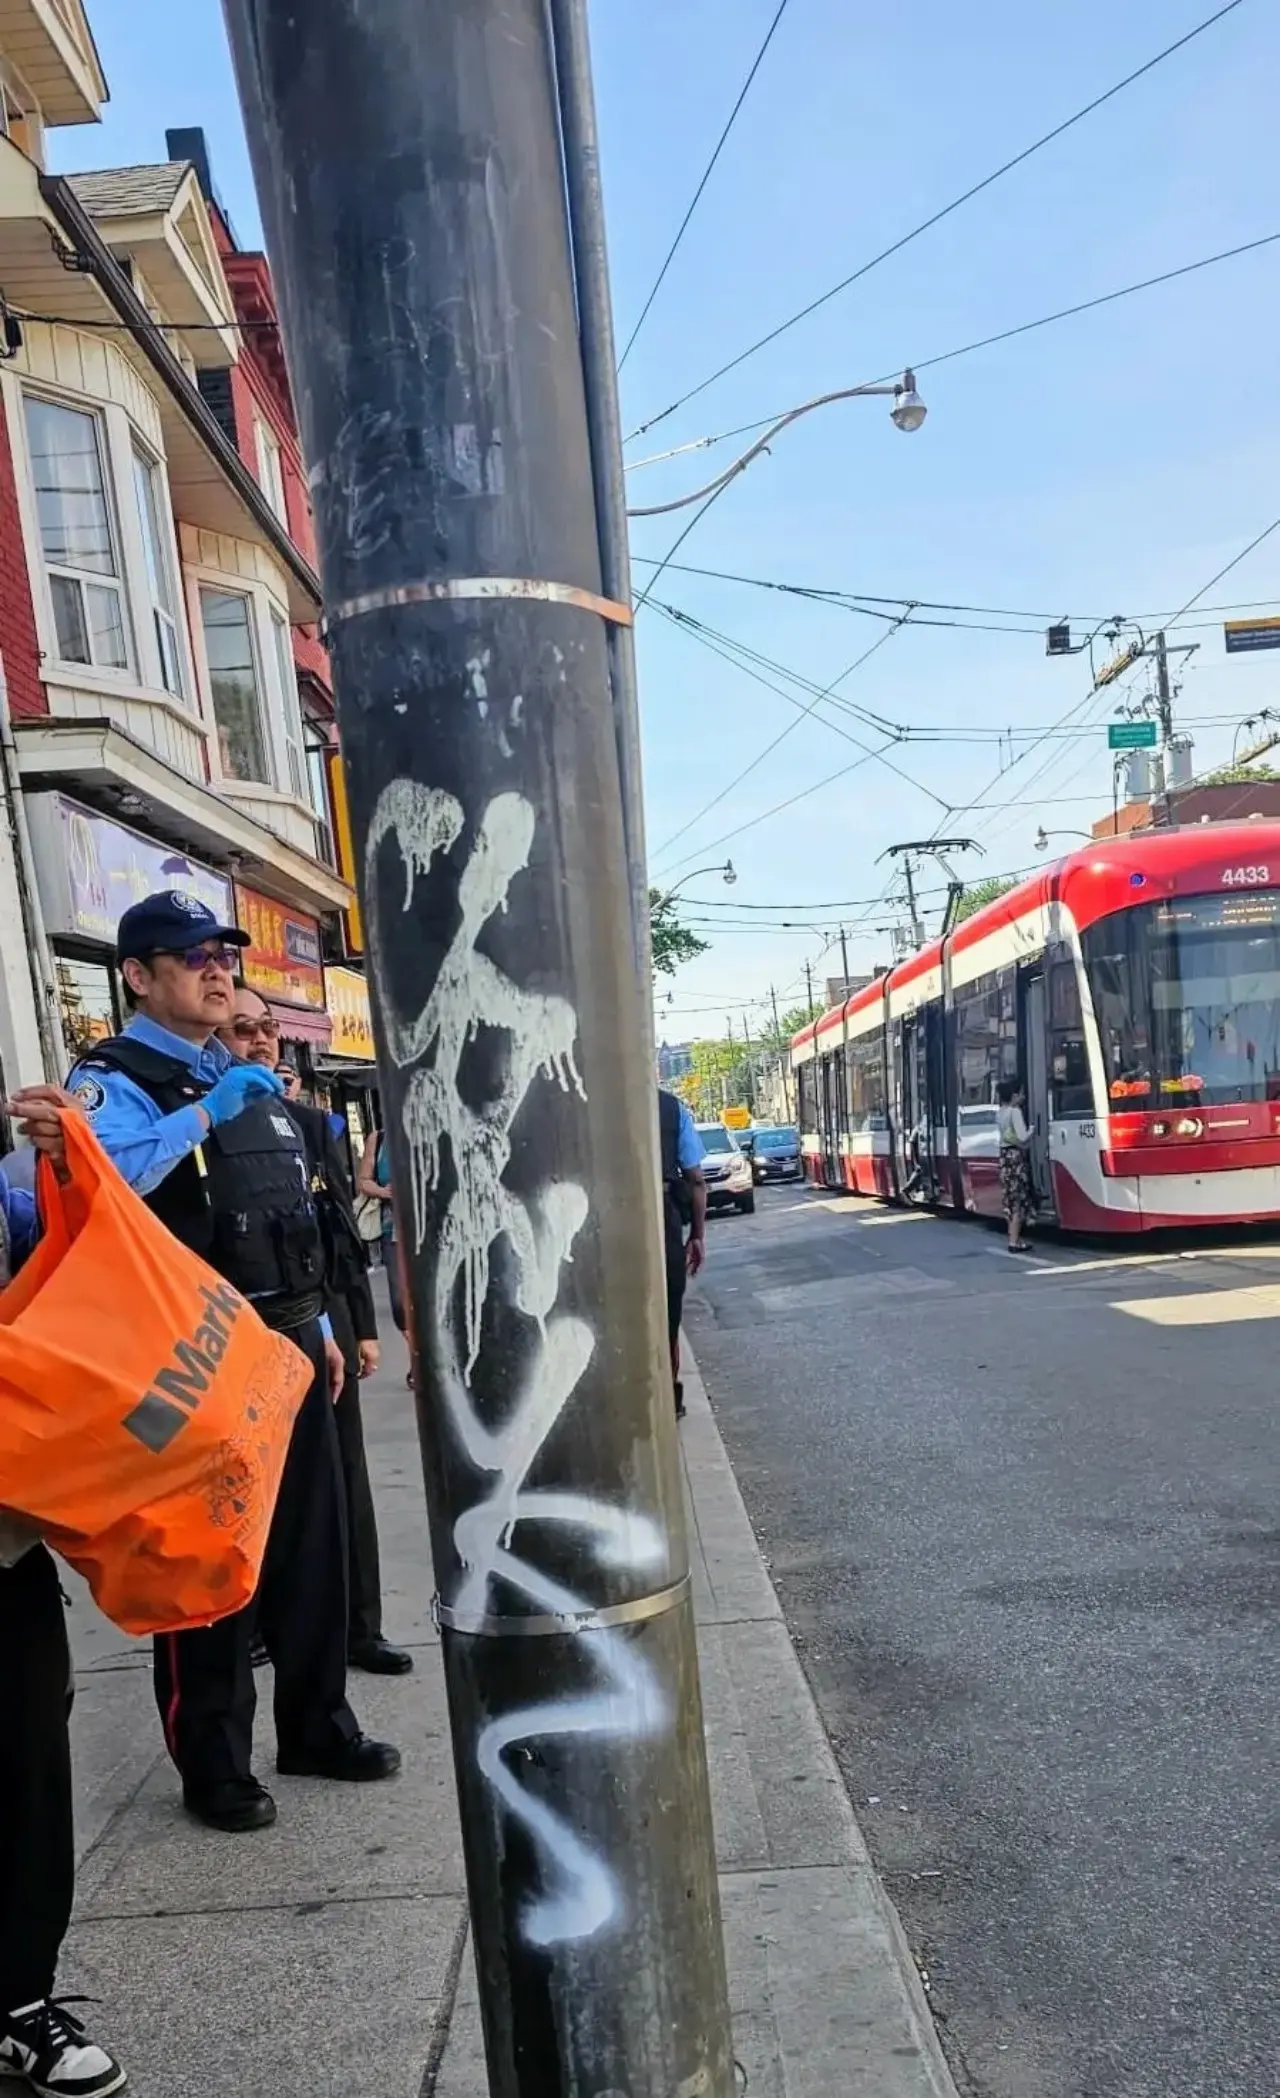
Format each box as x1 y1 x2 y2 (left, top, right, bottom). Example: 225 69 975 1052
0 2 375 1115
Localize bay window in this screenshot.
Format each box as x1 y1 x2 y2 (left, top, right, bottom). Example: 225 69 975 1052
24 394 129 672
200 586 270 784
131 445 184 697
269 608 307 801
304 718 336 864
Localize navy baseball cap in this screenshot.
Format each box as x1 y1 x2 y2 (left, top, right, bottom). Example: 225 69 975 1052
115 889 250 964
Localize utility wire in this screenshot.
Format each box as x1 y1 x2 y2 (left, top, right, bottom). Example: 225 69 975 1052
618 0 793 370
628 229 1280 610
626 0 1250 438
634 557 1280 631
650 615 915 860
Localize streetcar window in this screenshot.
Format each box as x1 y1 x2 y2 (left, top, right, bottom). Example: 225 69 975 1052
954 968 1017 1104
797 1063 818 1136
1083 893 1280 1106
1048 959 1094 1117
845 1030 888 1131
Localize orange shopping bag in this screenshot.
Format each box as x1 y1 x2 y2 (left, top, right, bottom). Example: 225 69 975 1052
0 1111 311 1635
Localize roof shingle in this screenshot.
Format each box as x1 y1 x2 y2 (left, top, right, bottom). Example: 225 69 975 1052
67 163 189 220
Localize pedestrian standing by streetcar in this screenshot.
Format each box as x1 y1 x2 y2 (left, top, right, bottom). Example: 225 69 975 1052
67 892 399 1834
217 984 412 1677
658 1089 707 1419
0 1086 128 2098
357 1126 405 1328
997 1075 1033 1254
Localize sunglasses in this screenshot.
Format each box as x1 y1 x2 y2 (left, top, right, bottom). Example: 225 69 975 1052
231 1015 280 1040
154 944 242 973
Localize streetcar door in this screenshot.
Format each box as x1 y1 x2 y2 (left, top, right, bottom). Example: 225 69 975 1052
890 1017 912 1195
1021 968 1052 1208
893 1015 930 1200
820 1050 841 1187
922 1002 946 1203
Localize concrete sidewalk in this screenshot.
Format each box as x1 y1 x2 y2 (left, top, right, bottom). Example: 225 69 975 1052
32 1298 956 2098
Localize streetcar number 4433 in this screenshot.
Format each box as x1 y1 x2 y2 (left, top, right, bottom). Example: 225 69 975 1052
1221 864 1270 886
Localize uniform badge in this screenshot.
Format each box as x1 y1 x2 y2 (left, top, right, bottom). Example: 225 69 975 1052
71 1074 107 1116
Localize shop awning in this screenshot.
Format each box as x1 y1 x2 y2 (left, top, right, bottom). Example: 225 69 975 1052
270 1002 332 1050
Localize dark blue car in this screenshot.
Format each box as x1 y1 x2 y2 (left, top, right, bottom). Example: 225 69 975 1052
750 1126 801 1182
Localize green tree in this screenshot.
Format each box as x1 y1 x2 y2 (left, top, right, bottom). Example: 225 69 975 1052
1196 762 1280 786
953 877 1016 923
684 1037 742 1120
759 1002 822 1050
649 888 710 978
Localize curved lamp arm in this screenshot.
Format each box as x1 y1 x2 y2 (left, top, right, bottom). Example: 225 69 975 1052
626 374 923 519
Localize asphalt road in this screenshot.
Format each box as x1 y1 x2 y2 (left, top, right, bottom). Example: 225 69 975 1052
685 1184 1278 2098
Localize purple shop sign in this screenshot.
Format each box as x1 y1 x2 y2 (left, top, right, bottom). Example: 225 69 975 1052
27 794 232 946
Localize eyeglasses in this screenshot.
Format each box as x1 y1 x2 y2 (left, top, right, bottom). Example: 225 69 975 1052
231 1015 279 1041
154 944 242 973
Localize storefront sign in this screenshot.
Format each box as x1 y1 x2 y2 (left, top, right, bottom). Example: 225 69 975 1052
234 882 325 1010
26 794 232 946
326 746 364 955
325 965 376 1061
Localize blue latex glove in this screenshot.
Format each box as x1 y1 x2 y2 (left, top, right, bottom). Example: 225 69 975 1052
202 1063 285 1129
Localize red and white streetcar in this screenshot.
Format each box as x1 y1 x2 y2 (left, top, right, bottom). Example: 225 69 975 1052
791 822 1280 1232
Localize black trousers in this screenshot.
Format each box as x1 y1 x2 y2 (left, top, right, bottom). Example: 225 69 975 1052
327 1295 384 1648
152 1319 359 1795
0 1545 74 2011
664 1213 687 1402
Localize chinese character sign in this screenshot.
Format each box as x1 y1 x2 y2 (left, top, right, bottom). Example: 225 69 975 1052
234 882 325 1009
325 966 376 1060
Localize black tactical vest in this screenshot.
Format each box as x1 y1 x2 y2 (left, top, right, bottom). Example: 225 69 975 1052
658 1089 692 1232
73 1035 326 1307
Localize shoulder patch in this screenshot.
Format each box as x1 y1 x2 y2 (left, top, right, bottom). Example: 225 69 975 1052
71 1074 107 1117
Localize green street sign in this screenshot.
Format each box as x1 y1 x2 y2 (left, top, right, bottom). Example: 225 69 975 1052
1107 720 1158 751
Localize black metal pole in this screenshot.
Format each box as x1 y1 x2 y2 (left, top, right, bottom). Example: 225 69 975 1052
771 982 793 1120
221 7 733 2095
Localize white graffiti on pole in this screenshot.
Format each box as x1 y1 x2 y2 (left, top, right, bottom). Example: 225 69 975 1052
366 780 669 1947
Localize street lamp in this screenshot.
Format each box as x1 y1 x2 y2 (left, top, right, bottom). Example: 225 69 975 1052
626 372 928 519
659 859 737 901
1034 826 1092 852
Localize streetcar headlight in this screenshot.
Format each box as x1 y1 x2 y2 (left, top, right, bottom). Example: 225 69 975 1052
1173 1115 1204 1139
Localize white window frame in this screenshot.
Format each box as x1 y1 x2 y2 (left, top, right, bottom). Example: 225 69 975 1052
255 416 288 525
130 440 186 700
21 389 132 677
199 583 275 788
268 607 308 804
303 715 336 864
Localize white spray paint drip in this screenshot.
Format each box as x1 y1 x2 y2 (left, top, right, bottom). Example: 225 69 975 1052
366 775 670 1948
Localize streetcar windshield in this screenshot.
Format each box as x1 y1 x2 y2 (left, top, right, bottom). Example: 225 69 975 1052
1082 890 1280 1107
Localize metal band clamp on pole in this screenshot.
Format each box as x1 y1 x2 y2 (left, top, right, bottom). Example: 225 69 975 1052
327 575 634 629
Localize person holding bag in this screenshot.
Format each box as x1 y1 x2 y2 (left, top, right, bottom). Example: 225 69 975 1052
68 892 399 1835
0 1086 127 2098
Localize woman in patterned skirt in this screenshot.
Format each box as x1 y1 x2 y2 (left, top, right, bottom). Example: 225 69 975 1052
996 1076 1033 1253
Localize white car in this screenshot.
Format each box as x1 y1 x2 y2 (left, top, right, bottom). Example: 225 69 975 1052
696 1124 756 1215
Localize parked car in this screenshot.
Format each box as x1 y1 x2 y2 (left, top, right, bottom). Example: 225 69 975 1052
695 1123 756 1215
750 1125 802 1182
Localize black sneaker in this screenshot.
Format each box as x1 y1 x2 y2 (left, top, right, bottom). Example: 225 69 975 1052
0 1998 126 2096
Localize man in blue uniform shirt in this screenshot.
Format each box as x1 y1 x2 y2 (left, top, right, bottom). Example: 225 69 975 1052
69 891 399 1834
657 1090 706 1420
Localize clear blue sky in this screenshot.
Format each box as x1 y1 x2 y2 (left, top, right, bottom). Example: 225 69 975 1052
55 1 1280 1038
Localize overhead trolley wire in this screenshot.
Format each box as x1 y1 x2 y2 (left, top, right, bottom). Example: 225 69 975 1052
618 0 794 370
626 0 1250 439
